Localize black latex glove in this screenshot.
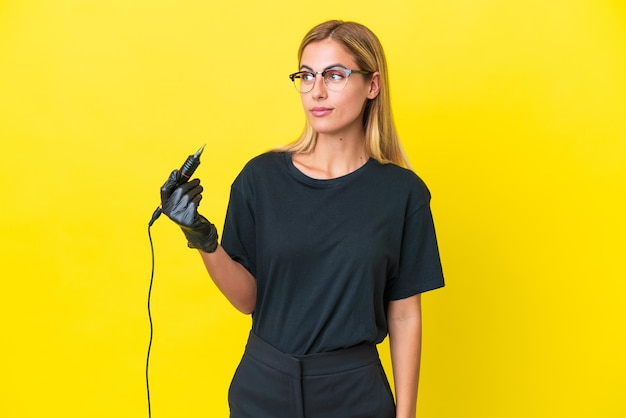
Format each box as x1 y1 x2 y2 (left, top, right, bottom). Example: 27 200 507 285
160 170 219 253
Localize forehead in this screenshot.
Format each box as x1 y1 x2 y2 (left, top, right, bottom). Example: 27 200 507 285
300 39 358 70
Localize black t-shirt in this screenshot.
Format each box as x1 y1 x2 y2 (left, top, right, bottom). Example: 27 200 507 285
221 152 444 355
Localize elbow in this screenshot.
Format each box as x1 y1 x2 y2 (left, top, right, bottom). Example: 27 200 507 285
233 293 256 315
237 304 255 315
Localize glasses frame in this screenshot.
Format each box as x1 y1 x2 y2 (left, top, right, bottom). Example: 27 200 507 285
288 67 374 93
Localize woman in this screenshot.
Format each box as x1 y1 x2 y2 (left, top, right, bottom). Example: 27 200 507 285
160 20 444 418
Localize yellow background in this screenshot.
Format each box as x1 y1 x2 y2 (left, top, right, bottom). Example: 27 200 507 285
1 0 624 417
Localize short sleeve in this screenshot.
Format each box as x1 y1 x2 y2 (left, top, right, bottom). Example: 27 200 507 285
386 199 445 300
221 178 257 277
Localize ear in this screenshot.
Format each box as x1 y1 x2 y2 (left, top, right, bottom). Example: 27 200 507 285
366 72 381 99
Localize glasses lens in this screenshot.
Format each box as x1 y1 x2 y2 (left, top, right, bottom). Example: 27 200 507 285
323 69 348 90
291 72 314 92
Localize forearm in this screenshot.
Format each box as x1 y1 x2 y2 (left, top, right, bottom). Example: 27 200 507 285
388 295 422 418
199 245 257 314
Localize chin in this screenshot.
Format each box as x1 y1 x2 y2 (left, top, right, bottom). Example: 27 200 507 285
308 120 341 136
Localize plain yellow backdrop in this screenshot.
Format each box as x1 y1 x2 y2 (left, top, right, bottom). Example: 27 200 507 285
1 0 624 417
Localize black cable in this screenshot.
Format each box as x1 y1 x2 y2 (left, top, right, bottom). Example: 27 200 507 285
145 146 204 417
146 224 155 418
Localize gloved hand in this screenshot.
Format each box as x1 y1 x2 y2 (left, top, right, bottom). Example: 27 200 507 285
160 170 219 253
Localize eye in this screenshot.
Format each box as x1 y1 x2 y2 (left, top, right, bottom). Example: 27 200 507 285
325 69 347 83
300 71 316 83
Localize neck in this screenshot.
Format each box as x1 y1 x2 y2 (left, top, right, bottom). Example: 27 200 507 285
293 133 369 179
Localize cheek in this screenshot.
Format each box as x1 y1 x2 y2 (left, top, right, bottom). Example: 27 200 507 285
336 94 368 119
300 94 316 115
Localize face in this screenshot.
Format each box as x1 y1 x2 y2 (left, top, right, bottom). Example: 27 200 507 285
298 39 380 140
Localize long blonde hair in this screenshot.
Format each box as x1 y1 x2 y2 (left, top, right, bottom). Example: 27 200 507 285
278 20 410 168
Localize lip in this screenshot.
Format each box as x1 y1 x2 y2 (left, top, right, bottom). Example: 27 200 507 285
310 107 333 117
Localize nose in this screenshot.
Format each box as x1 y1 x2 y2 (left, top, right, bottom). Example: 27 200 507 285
310 72 327 99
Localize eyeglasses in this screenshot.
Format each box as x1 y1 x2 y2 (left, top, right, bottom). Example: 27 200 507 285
288 67 373 93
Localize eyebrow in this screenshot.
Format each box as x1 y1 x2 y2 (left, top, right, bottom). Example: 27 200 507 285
299 64 348 72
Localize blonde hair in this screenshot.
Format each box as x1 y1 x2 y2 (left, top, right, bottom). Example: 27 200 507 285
278 20 410 168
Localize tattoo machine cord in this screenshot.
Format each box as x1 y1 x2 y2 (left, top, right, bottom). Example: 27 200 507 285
146 145 205 417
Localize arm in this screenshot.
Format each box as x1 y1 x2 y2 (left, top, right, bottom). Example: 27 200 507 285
387 293 422 418
198 246 256 315
159 170 256 314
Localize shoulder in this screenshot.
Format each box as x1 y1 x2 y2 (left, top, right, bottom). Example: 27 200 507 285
231 151 288 191
369 161 431 199
240 151 285 172
359 161 433 215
